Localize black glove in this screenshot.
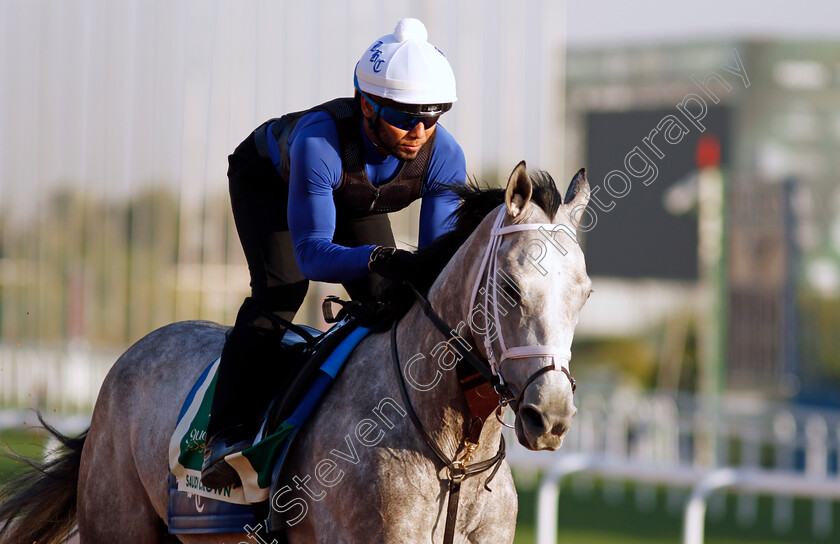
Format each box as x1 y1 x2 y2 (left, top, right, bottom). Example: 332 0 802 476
368 246 416 280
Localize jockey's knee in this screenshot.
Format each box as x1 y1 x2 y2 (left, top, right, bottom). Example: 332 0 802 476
236 280 309 334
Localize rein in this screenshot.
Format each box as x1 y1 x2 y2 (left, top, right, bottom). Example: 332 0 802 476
390 320 505 544
389 207 579 542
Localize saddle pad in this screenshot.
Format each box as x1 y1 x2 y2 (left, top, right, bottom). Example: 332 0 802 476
167 472 256 534
168 326 371 505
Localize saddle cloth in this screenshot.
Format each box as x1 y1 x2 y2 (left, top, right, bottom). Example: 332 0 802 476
167 322 371 516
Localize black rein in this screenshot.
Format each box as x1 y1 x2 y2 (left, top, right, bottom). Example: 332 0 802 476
390 319 505 544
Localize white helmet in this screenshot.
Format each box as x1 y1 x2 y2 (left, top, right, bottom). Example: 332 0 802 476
354 18 457 106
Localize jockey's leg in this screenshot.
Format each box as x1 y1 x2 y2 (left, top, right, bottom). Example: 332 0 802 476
211 128 308 438
206 286 307 440
203 132 306 489
202 284 308 489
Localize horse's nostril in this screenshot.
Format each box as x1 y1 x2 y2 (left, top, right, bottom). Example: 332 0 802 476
520 405 546 435
551 422 569 437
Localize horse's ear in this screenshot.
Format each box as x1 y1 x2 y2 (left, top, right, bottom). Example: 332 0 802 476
564 168 590 209
505 160 532 218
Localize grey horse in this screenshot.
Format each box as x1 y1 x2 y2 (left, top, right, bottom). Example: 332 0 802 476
0 161 591 544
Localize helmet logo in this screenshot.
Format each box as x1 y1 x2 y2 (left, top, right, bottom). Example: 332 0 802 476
369 41 385 73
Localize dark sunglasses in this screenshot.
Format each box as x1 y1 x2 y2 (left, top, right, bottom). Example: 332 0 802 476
376 104 440 130
354 76 448 130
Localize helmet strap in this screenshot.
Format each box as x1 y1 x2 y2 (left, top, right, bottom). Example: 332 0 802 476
356 74 390 153
367 109 382 147
364 104 393 155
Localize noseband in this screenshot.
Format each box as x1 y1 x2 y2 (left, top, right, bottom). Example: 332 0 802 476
409 207 577 411
467 207 577 408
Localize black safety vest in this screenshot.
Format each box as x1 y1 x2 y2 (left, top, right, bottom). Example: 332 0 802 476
252 97 436 215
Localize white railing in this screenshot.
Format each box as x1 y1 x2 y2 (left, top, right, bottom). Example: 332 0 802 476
504 388 840 543
0 342 118 413
505 450 840 544
3 346 839 542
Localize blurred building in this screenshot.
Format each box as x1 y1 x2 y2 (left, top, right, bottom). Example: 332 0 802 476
0 0 566 347
0 1 569 412
566 40 840 402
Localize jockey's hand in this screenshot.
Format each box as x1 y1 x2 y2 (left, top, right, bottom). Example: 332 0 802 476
368 246 416 280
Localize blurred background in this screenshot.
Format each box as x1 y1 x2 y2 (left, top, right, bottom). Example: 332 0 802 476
2 0 840 542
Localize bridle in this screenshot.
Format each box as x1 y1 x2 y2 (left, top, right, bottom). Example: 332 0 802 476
391 206 578 544
404 206 578 410
469 207 577 407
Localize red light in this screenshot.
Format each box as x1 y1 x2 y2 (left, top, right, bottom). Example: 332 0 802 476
696 134 721 168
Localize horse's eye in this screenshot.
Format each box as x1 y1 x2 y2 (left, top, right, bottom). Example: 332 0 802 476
500 281 522 303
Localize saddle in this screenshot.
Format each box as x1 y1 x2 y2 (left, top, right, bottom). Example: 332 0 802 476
265 314 357 431
168 298 376 536
264 294 399 428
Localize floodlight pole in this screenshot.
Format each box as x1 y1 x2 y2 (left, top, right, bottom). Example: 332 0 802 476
694 131 727 468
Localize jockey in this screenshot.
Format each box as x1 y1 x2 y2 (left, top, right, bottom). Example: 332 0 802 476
202 18 466 489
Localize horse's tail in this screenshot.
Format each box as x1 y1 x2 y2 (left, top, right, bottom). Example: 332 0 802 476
0 412 87 544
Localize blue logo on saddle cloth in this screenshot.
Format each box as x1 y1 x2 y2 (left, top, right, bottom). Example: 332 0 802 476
167 326 370 534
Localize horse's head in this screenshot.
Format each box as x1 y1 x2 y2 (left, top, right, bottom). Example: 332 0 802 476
470 161 591 451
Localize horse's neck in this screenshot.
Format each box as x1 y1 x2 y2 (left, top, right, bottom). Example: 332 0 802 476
396 304 502 461
394 224 503 461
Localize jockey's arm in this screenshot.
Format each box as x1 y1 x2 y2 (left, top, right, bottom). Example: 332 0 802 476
286 117 376 283
417 126 466 248
286 118 466 283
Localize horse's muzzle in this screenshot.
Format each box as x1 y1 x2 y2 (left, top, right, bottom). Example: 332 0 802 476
514 371 577 451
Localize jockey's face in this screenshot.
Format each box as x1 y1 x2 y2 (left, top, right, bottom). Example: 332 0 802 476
360 97 437 161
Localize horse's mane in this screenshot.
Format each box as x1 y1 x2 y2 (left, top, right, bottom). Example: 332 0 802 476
420 170 561 287
393 170 563 294
368 170 562 326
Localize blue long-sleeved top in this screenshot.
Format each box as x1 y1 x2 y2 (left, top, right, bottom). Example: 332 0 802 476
273 110 466 283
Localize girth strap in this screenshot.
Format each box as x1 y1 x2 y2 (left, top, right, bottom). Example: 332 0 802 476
390 320 505 544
